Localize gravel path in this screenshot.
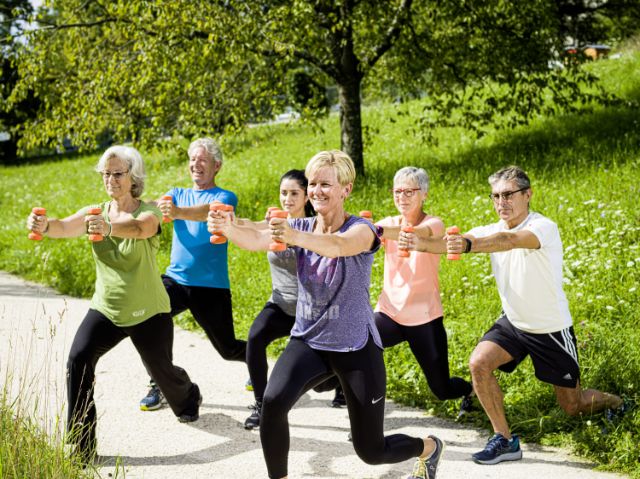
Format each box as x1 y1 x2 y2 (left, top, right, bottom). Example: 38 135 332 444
0 271 626 479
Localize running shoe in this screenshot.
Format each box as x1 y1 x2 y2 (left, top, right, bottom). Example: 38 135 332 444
332 386 346 408
244 400 262 430
472 433 522 465
407 435 444 479
140 382 165 411
245 378 254 391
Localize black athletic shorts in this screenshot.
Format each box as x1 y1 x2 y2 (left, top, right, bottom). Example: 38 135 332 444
481 314 580 388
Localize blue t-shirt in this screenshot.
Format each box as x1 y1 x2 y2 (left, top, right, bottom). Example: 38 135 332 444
164 186 238 288
290 215 383 352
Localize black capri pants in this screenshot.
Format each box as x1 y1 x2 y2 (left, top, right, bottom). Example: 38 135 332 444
375 312 472 400
260 336 424 478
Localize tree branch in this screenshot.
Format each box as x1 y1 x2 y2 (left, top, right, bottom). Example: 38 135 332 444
362 0 413 72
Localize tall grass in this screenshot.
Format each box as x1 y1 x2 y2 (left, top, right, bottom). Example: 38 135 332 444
1 52 639 475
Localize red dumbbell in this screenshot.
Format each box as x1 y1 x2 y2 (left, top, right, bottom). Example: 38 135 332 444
87 207 104 242
28 207 47 240
359 210 373 221
209 201 234 244
269 209 289 252
161 195 173 223
446 226 461 260
398 224 414 258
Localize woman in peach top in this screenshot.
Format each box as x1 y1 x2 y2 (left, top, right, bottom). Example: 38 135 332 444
374 166 473 417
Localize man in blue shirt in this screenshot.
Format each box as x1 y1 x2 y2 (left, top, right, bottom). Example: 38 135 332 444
140 137 246 412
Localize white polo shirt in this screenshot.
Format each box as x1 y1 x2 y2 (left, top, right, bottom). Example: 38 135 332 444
467 212 572 334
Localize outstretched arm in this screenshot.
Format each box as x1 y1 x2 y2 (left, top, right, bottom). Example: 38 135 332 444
272 218 376 258
154 197 210 222
447 230 540 255
208 210 271 251
26 209 86 239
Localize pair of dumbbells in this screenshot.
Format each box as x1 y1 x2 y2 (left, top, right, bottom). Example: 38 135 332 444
358 210 461 260
28 207 105 241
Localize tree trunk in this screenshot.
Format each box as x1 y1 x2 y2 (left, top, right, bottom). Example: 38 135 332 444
337 79 364 176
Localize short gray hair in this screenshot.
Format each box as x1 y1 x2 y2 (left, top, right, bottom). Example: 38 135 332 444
188 137 223 165
95 145 146 198
488 165 531 190
394 166 430 193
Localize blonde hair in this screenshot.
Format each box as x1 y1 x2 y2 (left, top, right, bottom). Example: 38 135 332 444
305 150 356 186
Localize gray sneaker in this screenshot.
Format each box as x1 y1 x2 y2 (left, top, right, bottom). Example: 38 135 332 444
407 435 444 479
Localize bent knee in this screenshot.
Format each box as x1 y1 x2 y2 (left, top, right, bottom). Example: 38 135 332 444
354 446 384 466
469 353 492 377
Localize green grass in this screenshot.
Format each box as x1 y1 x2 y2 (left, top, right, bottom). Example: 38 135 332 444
1 51 639 476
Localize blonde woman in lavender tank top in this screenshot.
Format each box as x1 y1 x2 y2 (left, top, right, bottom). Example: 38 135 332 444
208 151 444 479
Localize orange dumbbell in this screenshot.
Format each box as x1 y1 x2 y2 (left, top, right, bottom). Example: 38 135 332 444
161 195 173 223
209 201 234 244
398 224 414 258
87 207 104 242
267 206 280 220
28 207 47 240
359 210 373 221
446 226 461 260
269 209 289 252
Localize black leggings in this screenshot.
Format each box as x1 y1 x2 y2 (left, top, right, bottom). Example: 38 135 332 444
67 309 200 452
260 336 424 478
162 275 246 362
375 312 472 400
246 302 295 401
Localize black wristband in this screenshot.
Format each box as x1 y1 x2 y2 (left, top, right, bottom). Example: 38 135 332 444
375 225 384 238
463 237 472 253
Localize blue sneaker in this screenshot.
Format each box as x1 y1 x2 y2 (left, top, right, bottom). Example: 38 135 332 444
245 378 254 392
140 382 165 411
472 433 522 465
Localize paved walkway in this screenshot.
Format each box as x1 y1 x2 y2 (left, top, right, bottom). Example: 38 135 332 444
0 271 626 478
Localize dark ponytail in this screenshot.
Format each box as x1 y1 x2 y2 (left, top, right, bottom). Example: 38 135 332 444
280 169 315 217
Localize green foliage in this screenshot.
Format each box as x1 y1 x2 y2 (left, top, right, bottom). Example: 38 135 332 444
0 400 93 478
8 0 639 174
1 52 639 475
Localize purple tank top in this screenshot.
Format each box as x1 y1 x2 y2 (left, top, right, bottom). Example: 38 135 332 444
290 215 383 352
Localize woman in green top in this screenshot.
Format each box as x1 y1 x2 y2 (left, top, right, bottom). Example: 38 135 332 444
26 145 202 462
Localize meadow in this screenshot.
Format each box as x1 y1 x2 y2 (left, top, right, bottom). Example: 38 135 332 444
0 50 639 476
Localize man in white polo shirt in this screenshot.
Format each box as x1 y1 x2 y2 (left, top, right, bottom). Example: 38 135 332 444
403 165 626 466
442 165 624 465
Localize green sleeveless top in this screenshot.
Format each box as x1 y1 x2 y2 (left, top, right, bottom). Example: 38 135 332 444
88 201 170 327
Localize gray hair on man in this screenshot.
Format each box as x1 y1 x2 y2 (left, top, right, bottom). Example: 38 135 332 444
394 166 430 193
188 137 224 165
95 145 146 198
488 165 531 190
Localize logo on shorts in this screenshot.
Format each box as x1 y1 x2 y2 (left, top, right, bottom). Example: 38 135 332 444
563 373 573 380
371 396 384 404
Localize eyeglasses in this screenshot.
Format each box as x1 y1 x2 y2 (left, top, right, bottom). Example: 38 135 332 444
391 188 421 198
489 187 528 202
101 170 129 180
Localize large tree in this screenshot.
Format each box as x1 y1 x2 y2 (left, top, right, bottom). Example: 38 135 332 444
8 1 639 172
